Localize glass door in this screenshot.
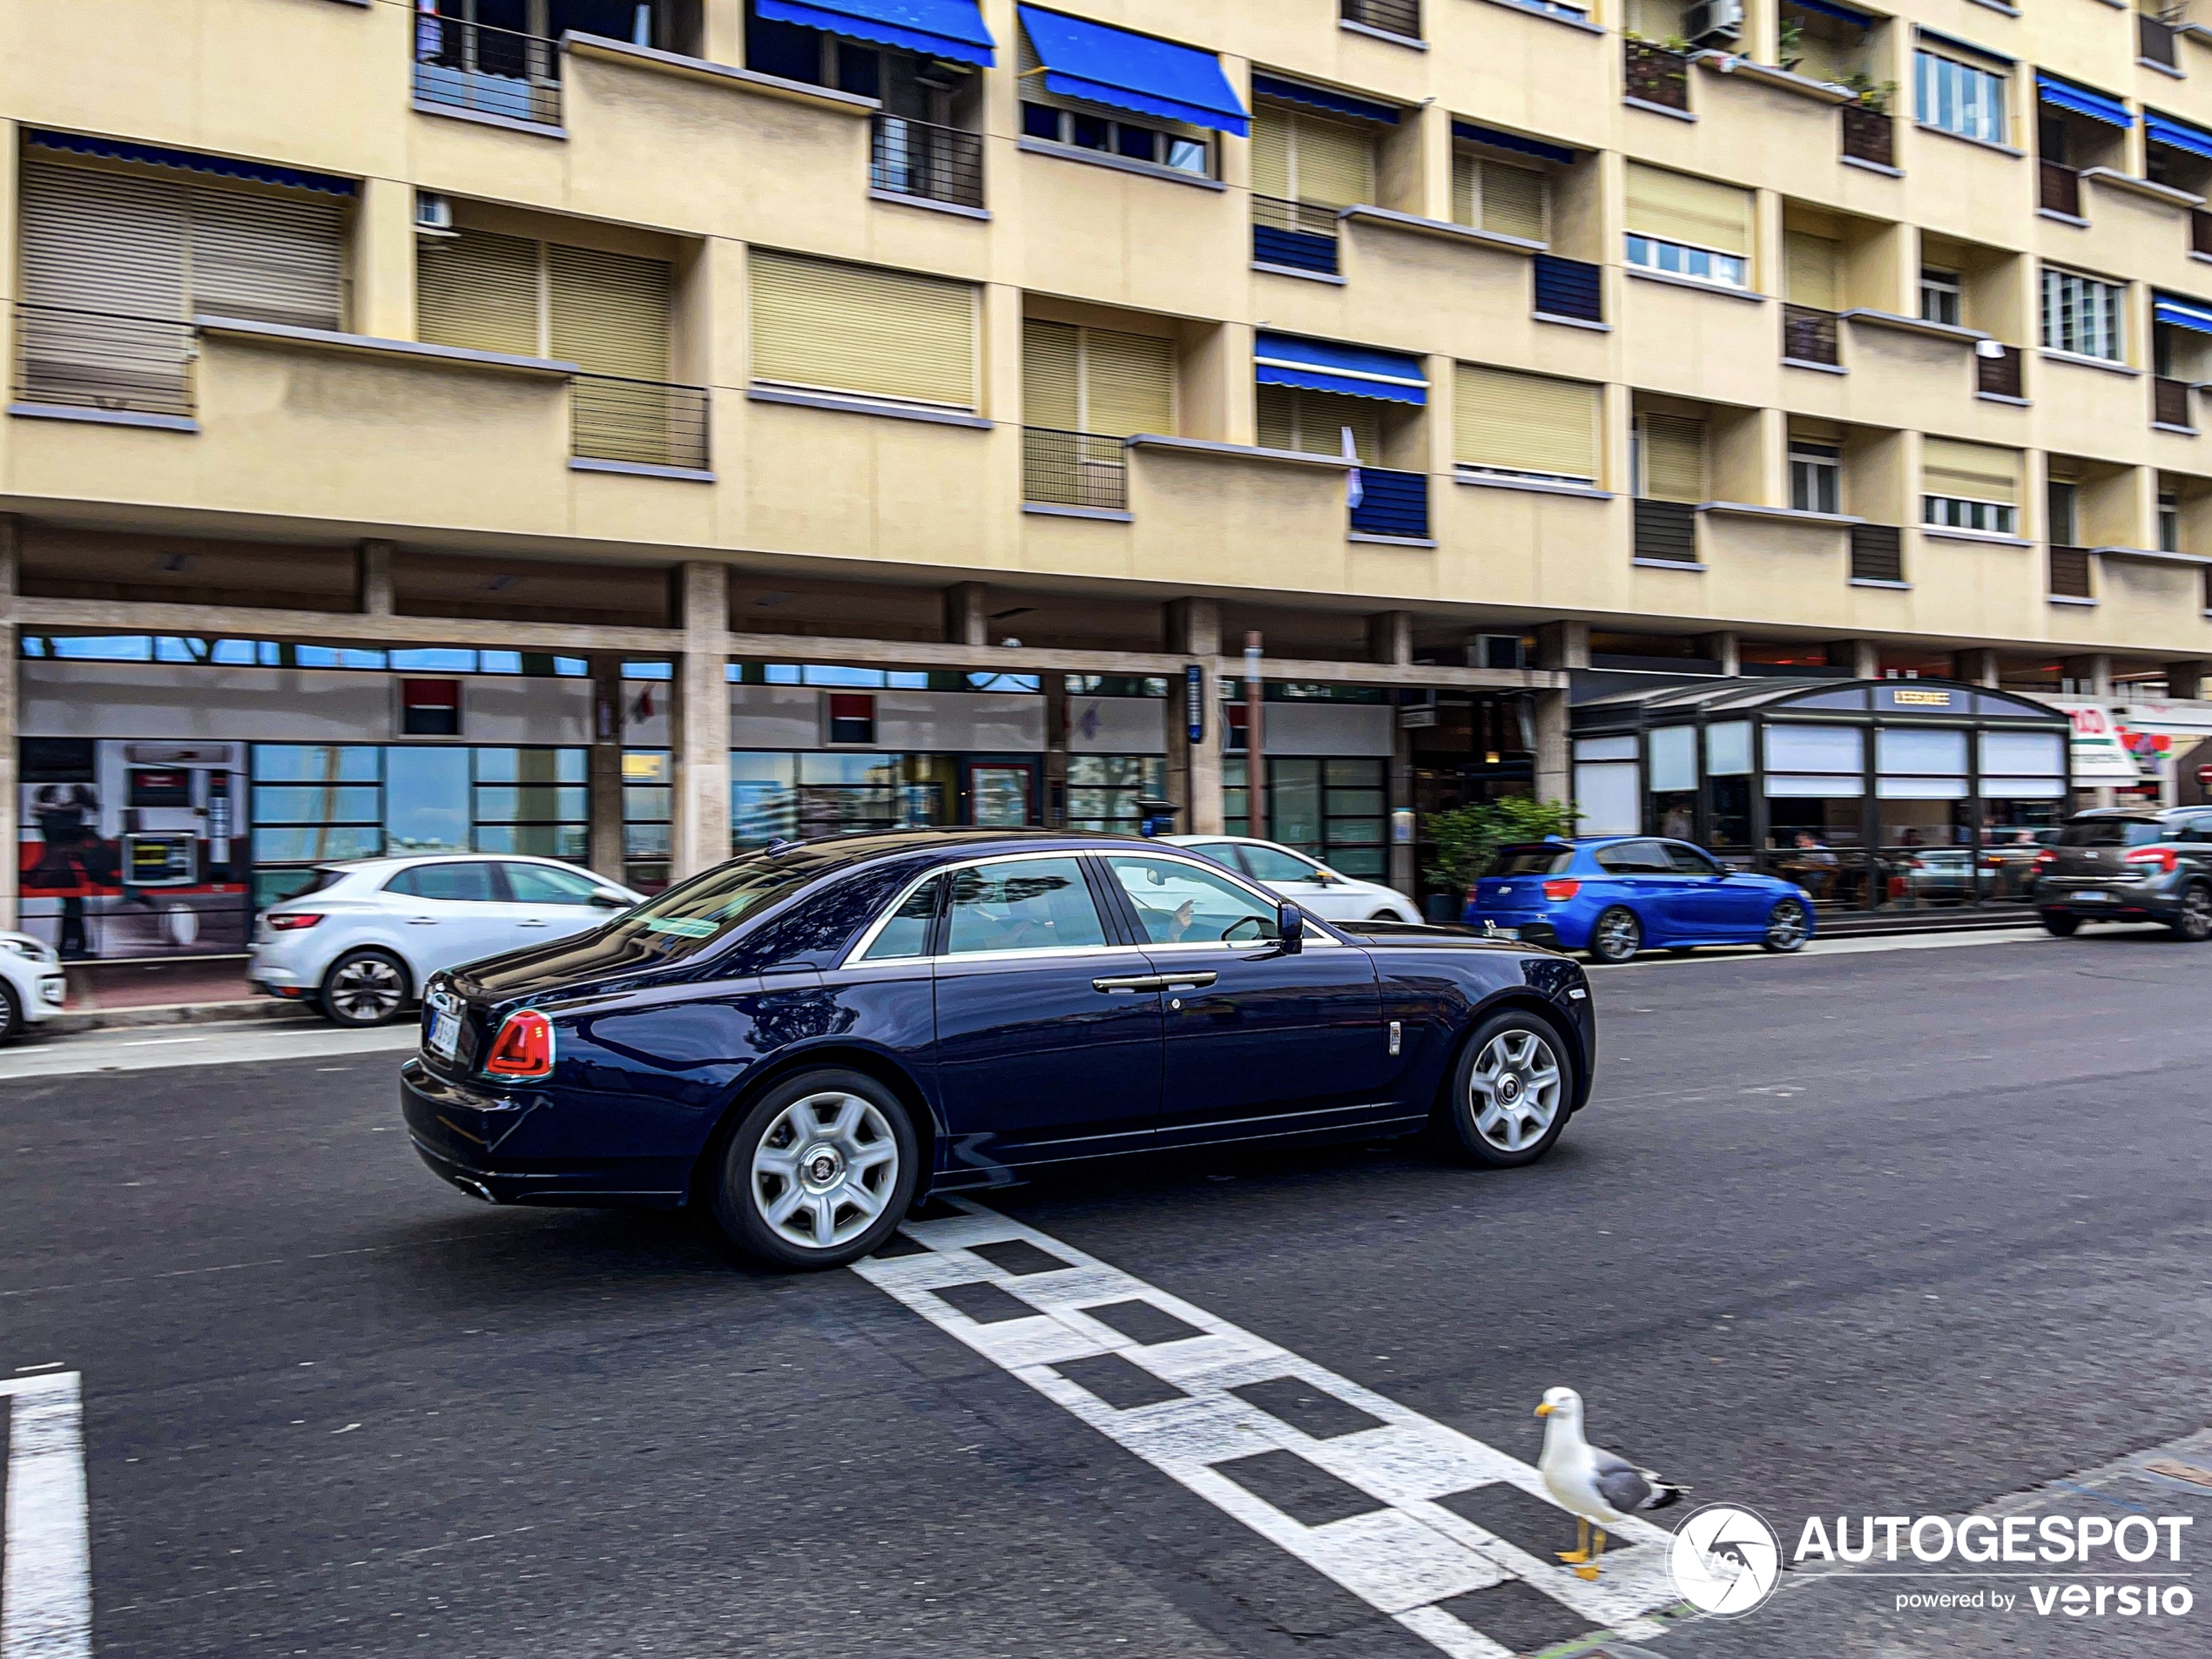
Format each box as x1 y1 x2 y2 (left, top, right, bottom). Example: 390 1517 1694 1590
967 762 1036 828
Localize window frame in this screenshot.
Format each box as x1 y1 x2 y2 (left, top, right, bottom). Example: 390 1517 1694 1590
1789 442 1843 516
1919 267 1963 327
1019 103 1213 178
1922 494 2017 535
1915 51 2008 145
1625 232 1750 292
2040 266 2126 361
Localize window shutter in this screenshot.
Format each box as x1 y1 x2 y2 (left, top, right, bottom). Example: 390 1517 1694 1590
750 250 977 409
188 186 344 330
1451 153 1477 226
1922 437 2020 505
1784 232 1838 311
1256 385 1377 461
548 244 671 380
1455 364 1598 479
1479 160 1547 243
1290 113 1373 209
1641 414 1707 502
1022 319 1081 429
19 162 188 319
1625 163 1751 254
1256 382 1298 452
1082 327 1176 438
1251 108 1292 200
418 227 543 359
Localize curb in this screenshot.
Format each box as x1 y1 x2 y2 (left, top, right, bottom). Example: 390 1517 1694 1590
42 998 330 1036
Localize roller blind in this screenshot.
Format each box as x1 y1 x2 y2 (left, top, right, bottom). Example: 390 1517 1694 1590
1022 319 1175 436
186 188 344 329
548 244 671 380
1480 160 1547 242
750 249 978 409
418 227 541 359
1290 113 1373 209
1784 232 1839 311
1022 319 1082 429
1625 162 1751 255
1251 108 1292 200
1455 364 1598 480
1451 153 1476 227
1923 436 2020 505
1640 413 1707 502
1257 384 1378 462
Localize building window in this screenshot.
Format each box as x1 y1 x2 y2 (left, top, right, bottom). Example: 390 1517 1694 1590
1920 267 1962 327
1020 104 1210 175
1924 496 2015 535
1625 233 1750 290
2047 478 2079 545
2161 489 2182 553
2041 267 2125 361
1222 757 1389 878
1455 364 1601 487
1915 51 2007 145
1790 442 1842 515
1624 164 1753 292
1066 755 1169 832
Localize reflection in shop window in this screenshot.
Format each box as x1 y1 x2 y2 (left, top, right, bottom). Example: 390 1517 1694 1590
621 750 671 891
1220 756 1388 877
1067 754 1168 832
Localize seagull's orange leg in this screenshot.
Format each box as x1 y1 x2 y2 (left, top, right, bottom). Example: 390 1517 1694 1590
1574 1527 1608 1581
1556 1515 1590 1564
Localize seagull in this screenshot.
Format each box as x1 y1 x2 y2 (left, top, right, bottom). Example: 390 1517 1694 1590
1534 1386 1686 1580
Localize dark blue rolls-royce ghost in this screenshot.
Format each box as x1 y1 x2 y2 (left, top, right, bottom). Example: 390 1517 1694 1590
400 832 1598 1269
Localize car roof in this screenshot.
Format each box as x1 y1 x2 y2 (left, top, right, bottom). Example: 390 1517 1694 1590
320 853 595 873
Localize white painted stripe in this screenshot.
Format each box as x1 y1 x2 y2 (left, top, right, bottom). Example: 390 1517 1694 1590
0 1371 91 1659
853 1201 1683 1656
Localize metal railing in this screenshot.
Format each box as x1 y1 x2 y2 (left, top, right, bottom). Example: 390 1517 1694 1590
2155 374 2195 428
571 374 710 472
1624 39 1691 111
1341 0 1422 37
1783 305 1840 366
2040 159 2081 218
1850 523 1903 583
13 302 195 419
2141 11 2181 69
1251 196 1341 275
1977 343 2023 399
414 14 562 126
871 115 985 211
1840 105 1893 167
1023 426 1128 510
2048 545 2094 599
1633 497 1699 563
1534 254 1603 322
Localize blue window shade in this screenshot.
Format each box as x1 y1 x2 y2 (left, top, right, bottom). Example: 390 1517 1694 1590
1791 0 1875 24
1450 121 1576 166
2155 295 2212 335
1016 7 1249 135
2036 74 2131 131
25 130 354 197
1255 333 1427 404
1253 224 1339 275
1350 469 1429 539
2148 111 2212 161
1534 254 1603 322
1251 73 1398 125
754 0 995 65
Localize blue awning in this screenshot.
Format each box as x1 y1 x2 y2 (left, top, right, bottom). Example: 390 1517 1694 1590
1251 72 1399 125
2156 294 2212 335
1016 7 1249 136
1451 120 1577 165
25 129 355 196
2147 109 2212 161
2037 73 2132 131
1790 0 1875 24
1254 333 1426 405
755 0 995 65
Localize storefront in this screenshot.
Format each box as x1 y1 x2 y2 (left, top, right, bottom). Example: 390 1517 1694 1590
1569 679 2075 914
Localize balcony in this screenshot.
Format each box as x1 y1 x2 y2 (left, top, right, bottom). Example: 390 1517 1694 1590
10 303 195 427
2155 375 2195 431
2040 160 2082 219
871 116 985 213
1252 196 1341 277
1624 40 1691 113
2141 12 2181 71
1349 468 1429 541
1849 523 1902 583
1341 0 1421 39
1840 105 1893 168
2048 545 2094 598
1534 255 1603 324
571 374 710 475
1977 344 2024 400
1633 498 1699 563
1783 305 1841 368
1023 427 1129 512
413 15 562 129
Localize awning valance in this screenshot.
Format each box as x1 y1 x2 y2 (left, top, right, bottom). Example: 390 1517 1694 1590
1250 72 1399 125
1017 7 1249 135
755 0 995 65
1791 0 1876 24
2037 73 2131 131
25 129 355 196
1255 333 1427 405
2155 294 2212 335
1451 120 1577 165
2147 109 2212 161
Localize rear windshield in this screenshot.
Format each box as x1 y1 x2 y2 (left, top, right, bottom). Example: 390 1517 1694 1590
270 867 346 903
596 853 820 962
1489 845 1574 877
2057 819 2166 847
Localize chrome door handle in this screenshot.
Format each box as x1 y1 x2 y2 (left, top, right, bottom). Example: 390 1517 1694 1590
517 920 550 928
407 917 437 926
1157 972 1217 990
1092 974 1166 993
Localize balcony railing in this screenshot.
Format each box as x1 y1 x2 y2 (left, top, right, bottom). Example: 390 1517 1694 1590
414 15 561 126
1341 0 1421 37
1783 305 1840 367
2141 12 2181 70
2049 545 2094 599
1850 523 1903 583
1840 105 1894 168
1252 196 1341 275
2155 375 2195 429
1977 344 2024 399
13 302 195 420
1633 498 1699 563
1350 468 1429 540
571 374 710 472
1023 427 1128 511
1624 40 1691 111
1534 254 1603 323
2040 159 2081 219
871 115 985 211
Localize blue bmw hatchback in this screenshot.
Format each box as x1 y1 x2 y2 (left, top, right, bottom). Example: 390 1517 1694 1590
1467 836 1815 964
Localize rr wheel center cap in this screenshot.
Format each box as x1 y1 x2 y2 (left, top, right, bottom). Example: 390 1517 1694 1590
1497 1073 1524 1105
800 1145 846 1190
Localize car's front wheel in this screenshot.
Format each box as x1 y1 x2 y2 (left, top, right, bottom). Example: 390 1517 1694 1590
2041 912 2080 937
1762 898 1811 954
710 1069 918 1270
1437 1010 1571 1170
319 949 410 1027
2168 884 2212 942
1588 906 1642 964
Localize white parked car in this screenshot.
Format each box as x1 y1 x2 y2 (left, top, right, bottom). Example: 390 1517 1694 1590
1162 836 1422 924
248 855 641 1028
0 931 70 1040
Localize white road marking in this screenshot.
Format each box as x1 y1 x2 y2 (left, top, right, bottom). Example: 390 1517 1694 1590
0 1370 91 1659
854 1200 1683 1656
0 1023 417 1082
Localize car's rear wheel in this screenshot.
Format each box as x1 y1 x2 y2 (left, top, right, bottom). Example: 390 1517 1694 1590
2168 884 2212 942
2041 912 2080 938
319 949 409 1027
0 981 23 1043
710 1069 918 1270
1588 906 1642 964
1762 898 1811 954
1437 1010 1571 1169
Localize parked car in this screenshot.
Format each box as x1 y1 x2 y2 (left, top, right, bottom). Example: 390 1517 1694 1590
0 931 70 1041
1163 835 1422 922
2033 807 2212 940
400 831 1597 1269
249 855 641 1027
1467 835 1816 963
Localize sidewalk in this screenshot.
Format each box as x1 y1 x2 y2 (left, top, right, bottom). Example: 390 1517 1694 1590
51 955 314 1035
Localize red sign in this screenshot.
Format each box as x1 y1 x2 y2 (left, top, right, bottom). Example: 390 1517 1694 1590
2197 765 2212 786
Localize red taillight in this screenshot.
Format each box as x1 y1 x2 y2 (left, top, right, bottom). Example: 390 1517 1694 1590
482 1010 555 1079
1542 878 1581 901
2033 849 2056 868
2125 846 2179 874
266 912 322 931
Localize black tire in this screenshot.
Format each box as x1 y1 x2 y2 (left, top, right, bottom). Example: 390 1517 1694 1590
2041 912 2080 938
708 1068 919 1270
2168 885 2212 942
1435 1009 1574 1170
1587 906 1642 964
1761 898 1811 954
319 948 411 1028
0 981 23 1043
1368 910 1399 923
1667 947 1695 957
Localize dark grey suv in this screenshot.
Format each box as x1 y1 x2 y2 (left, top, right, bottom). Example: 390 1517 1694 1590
2035 808 2212 941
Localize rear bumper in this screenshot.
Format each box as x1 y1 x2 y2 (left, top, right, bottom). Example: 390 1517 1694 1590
400 1058 685 1209
2040 878 2182 921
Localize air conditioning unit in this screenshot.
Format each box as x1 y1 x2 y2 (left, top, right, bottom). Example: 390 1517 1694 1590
1684 0 1743 45
414 192 455 238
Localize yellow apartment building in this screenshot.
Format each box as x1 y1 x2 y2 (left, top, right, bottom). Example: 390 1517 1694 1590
5 0 2212 961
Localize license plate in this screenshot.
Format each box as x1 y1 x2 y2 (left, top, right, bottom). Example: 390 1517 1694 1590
428 1009 462 1058
1489 926 1521 940
2074 891 2110 902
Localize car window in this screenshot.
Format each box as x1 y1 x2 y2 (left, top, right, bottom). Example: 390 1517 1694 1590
385 861 497 902
2056 819 2164 847
1106 854 1280 946
1489 845 1573 877
861 876 944 961
1241 845 1322 883
1594 840 1673 875
945 859 1107 956
501 862 609 906
1662 843 1722 877
271 867 346 902
2169 813 2212 844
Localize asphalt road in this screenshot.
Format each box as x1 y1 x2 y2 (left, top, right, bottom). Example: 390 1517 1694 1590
3 927 2209 1657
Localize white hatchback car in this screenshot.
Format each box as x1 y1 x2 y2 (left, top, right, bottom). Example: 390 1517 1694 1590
1163 836 1422 924
248 854 640 1028
0 931 70 1040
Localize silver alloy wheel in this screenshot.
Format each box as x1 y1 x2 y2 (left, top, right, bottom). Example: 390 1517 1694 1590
751 1090 900 1251
1593 907 1640 961
2182 887 2212 940
326 954 404 1022
1466 1028 1563 1154
1766 900 1810 950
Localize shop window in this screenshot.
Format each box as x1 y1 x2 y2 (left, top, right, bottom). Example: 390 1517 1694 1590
1221 757 1387 875
622 749 671 892
1068 755 1169 832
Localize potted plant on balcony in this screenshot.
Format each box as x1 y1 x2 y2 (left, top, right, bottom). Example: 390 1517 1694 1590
1623 31 1694 109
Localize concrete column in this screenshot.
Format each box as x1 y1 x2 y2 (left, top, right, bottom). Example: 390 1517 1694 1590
943 581 988 647
1366 610 1413 666
1696 631 1740 676
1533 621 1588 810
2062 653 2113 697
1957 648 2000 688
2164 660 2206 700
1163 598 1222 835
354 174 417 341
671 562 731 880
1827 638 1879 678
587 653 627 882
357 540 395 617
0 516 17 930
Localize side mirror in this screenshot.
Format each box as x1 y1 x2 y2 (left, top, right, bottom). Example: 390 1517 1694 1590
589 890 630 910
1276 901 1305 954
